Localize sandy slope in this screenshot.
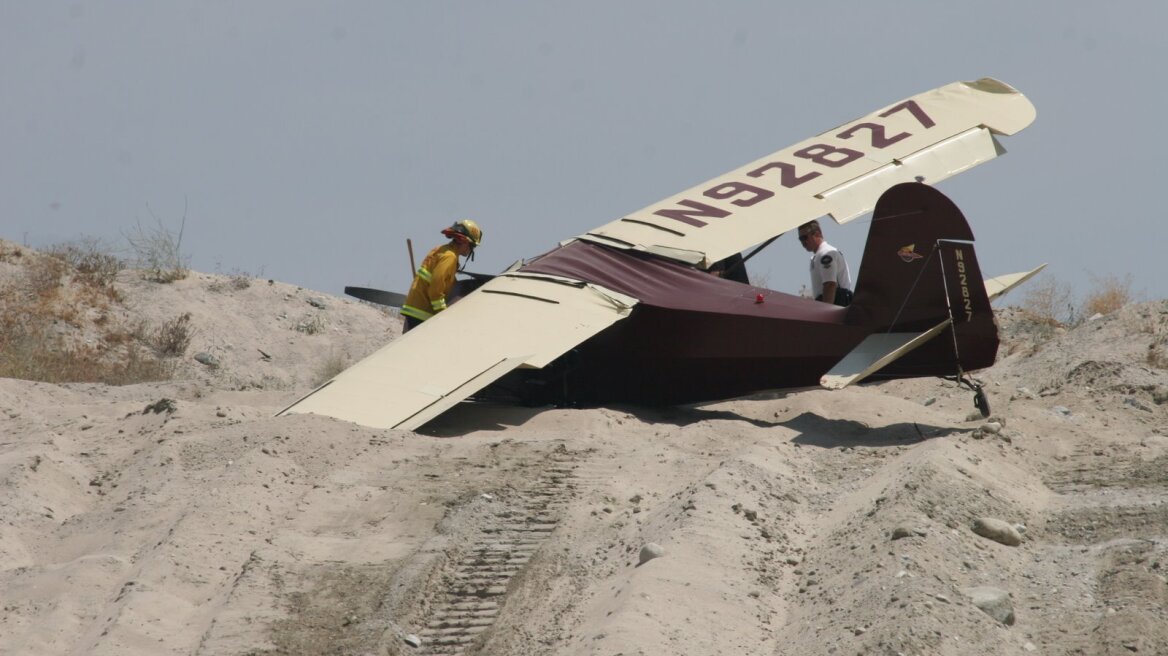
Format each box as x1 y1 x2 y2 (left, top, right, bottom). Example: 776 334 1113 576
2 252 1166 656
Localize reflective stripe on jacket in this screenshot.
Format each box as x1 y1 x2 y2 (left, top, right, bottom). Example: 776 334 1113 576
400 304 432 321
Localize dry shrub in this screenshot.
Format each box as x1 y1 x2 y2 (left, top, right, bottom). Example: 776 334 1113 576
2 316 66 382
48 237 123 294
294 314 326 335
22 253 69 301
229 273 252 290
0 241 180 385
0 242 23 262
101 321 135 347
0 309 175 384
123 204 190 283
1148 342 1168 370
146 312 195 357
1020 275 1074 326
207 270 253 293
1083 272 1133 317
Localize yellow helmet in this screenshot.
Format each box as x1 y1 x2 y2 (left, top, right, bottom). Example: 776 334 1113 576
442 219 483 247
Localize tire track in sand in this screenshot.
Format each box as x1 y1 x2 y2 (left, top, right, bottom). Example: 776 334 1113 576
412 449 578 655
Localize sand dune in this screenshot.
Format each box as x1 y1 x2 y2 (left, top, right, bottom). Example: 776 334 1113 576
3 244 1166 655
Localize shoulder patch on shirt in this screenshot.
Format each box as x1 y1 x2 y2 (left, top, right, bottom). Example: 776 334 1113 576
820 254 833 267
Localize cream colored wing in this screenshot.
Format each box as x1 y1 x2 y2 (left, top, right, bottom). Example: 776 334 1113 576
582 78 1036 268
278 273 637 430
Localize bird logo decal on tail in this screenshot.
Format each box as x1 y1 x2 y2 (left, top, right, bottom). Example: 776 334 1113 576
898 244 924 262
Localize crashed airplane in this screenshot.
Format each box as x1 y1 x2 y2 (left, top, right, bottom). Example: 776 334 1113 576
279 78 1041 430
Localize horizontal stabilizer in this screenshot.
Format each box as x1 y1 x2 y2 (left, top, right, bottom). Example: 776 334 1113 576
985 264 1047 302
820 319 952 390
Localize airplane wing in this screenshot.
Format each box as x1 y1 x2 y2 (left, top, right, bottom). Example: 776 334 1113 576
580 78 1036 268
278 273 637 430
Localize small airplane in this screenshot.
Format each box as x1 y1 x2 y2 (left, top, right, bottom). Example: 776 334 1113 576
281 78 1042 431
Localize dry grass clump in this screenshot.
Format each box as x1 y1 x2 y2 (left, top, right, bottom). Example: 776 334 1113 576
0 242 24 262
1020 276 1074 326
1017 272 1136 328
1003 271 1140 359
207 269 253 293
1143 305 1168 370
47 237 124 293
22 250 70 300
1082 273 1133 317
0 241 190 385
123 206 190 283
0 297 178 385
294 314 327 335
143 312 195 357
0 324 176 385
1148 343 1168 369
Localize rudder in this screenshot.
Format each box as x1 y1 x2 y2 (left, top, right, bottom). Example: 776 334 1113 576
848 182 998 377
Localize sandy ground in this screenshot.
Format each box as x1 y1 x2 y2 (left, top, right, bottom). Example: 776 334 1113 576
2 246 1166 656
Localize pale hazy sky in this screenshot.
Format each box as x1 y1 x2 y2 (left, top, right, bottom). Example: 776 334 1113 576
3 2 1164 305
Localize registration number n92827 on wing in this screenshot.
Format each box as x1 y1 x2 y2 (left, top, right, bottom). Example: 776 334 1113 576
651 100 937 228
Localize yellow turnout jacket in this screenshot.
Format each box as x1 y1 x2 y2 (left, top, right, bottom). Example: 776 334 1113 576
402 244 460 322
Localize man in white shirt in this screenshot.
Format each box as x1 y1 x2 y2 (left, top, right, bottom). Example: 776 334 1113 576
798 220 853 306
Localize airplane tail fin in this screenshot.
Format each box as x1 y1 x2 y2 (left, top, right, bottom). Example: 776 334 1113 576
846 182 998 380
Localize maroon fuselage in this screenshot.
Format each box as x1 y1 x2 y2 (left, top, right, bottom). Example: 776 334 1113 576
517 240 869 404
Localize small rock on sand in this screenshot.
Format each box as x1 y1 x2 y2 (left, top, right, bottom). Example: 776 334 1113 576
639 543 666 565
961 586 1015 625
972 517 1022 546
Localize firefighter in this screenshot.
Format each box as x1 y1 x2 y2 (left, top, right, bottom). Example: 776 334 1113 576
401 220 483 332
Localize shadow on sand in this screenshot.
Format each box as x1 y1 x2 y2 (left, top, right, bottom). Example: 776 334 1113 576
630 407 966 448
416 400 786 437
783 412 965 448
417 400 966 447
415 401 556 437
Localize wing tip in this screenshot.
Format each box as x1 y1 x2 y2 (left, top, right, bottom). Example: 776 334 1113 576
963 77 1021 95
960 77 1037 134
